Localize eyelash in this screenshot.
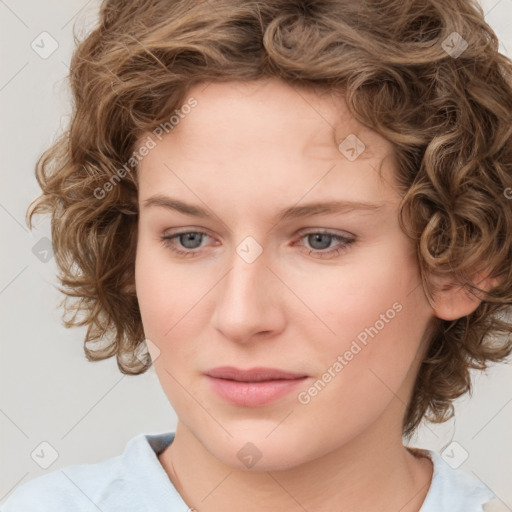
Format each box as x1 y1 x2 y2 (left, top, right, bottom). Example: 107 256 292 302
159 229 355 259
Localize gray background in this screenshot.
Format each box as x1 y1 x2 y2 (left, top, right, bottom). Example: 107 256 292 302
1 0 511 508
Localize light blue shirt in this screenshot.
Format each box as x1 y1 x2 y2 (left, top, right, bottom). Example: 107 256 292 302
0 431 496 511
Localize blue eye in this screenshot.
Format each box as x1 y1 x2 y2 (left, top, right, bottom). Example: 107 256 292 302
298 232 355 258
160 231 211 258
159 230 355 259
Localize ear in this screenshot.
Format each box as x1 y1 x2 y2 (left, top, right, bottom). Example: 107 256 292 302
429 270 499 321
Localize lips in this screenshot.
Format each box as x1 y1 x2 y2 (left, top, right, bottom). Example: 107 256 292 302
204 366 308 382
204 366 310 407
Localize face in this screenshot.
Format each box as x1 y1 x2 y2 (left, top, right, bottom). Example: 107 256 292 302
134 78 434 471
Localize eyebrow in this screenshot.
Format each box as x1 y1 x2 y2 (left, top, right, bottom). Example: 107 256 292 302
142 194 384 222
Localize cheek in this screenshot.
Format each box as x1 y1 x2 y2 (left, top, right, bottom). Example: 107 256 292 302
134 246 169 337
134 237 214 379
293 290 429 445
135 246 180 361
135 235 199 333
298 238 430 394
298 237 423 345
134 244 202 408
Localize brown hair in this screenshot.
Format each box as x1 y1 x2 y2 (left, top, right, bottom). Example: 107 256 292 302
26 0 512 439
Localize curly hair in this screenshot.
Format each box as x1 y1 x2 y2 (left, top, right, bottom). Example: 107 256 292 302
26 0 512 439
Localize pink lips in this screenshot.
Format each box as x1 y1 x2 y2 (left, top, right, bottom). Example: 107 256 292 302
204 366 309 407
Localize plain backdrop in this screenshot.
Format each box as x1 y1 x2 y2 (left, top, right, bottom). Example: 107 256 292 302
1 0 511 508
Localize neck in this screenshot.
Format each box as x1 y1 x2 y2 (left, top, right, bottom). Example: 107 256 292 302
158 408 433 512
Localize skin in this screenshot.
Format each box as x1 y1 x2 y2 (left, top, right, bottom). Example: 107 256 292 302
133 78 479 511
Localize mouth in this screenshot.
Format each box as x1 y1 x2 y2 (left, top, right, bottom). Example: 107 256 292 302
204 366 310 407
204 366 309 382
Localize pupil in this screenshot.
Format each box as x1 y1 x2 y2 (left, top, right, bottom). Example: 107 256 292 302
182 233 201 249
310 234 330 250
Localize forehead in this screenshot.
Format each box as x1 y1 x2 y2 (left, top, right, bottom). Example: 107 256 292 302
136 79 400 209
173 79 391 157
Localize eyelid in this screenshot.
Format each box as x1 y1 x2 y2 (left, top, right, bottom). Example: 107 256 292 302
294 226 356 239
161 227 216 241
160 227 356 260
292 229 356 258
161 227 355 244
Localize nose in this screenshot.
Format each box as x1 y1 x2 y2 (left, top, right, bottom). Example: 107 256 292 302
211 244 286 344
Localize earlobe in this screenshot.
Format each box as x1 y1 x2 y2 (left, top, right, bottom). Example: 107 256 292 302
430 272 499 321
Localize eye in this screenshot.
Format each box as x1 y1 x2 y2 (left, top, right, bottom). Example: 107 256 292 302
160 230 212 258
159 229 356 259
295 230 355 259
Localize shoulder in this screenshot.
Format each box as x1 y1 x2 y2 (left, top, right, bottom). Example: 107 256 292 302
410 448 497 512
0 433 163 512
0 452 129 512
